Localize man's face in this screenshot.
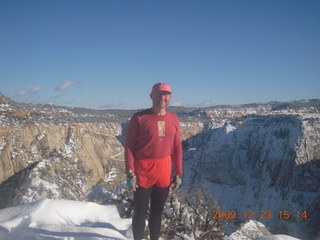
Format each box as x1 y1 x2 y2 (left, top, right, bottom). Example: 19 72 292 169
151 91 172 109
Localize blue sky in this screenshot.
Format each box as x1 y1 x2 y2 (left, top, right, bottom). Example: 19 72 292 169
1 0 319 109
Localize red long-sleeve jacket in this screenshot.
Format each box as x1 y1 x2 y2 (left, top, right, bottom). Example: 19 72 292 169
125 108 183 176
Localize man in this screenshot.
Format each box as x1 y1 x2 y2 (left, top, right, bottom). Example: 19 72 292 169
125 82 183 240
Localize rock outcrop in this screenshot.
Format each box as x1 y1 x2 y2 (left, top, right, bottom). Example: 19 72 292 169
0 94 126 208
0 122 124 208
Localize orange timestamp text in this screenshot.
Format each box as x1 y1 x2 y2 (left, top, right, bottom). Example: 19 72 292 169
212 210 308 220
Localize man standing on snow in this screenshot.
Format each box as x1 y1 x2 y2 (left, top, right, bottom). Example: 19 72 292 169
125 82 183 240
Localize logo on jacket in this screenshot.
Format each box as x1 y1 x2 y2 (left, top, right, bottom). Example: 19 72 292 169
157 121 165 136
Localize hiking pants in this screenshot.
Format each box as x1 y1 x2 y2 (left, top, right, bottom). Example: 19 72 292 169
132 185 169 240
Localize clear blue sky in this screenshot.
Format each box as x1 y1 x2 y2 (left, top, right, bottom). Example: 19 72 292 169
1 0 319 109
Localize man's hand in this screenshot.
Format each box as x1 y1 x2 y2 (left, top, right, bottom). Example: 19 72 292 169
126 170 138 191
171 175 182 191
126 175 137 191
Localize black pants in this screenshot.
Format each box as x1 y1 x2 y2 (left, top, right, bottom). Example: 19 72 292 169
132 185 169 240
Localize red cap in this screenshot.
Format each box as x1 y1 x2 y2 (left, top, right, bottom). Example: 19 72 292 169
150 82 172 95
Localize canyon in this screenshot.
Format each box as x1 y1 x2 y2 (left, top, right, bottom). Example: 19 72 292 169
0 93 319 239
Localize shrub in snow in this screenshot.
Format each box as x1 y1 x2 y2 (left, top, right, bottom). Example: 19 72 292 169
162 185 226 240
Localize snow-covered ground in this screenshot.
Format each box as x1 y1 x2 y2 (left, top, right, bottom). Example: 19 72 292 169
0 199 302 240
0 199 132 240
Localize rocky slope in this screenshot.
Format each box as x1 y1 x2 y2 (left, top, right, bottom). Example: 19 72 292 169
183 111 320 240
0 94 125 209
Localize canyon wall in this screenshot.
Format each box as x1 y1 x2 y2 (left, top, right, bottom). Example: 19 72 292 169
183 113 320 239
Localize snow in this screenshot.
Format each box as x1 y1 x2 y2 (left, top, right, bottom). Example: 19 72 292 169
0 199 302 240
0 139 6 151
0 199 132 240
37 131 46 140
105 168 119 183
256 235 301 240
226 221 301 240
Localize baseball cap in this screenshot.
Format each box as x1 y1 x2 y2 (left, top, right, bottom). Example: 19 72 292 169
150 82 172 95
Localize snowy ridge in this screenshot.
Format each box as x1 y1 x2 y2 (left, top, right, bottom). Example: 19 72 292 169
228 221 300 240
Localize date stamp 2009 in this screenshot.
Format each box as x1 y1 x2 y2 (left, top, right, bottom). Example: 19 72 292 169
212 210 308 220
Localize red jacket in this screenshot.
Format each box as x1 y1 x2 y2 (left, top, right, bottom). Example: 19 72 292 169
125 108 183 177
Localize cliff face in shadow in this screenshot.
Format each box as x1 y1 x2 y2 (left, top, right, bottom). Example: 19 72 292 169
183 113 320 239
